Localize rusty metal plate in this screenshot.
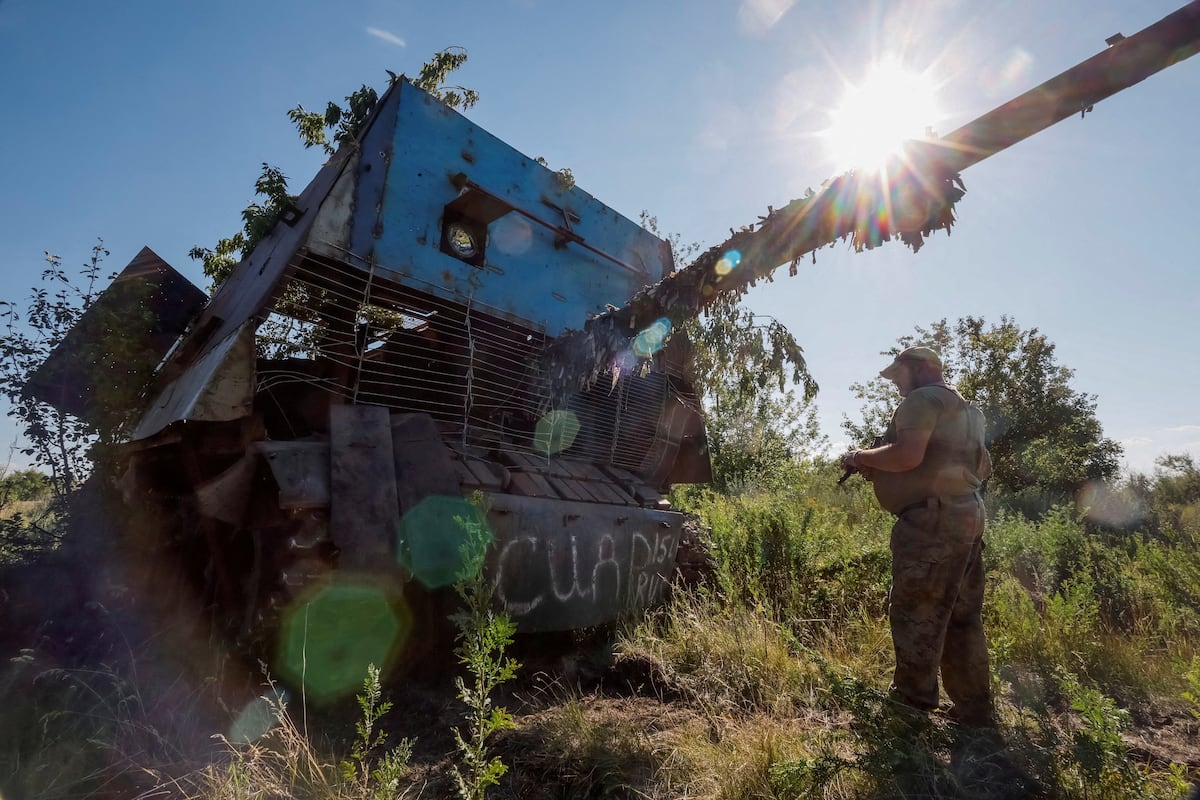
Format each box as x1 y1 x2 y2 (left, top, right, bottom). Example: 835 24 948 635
194 452 257 524
133 322 256 440
27 247 207 423
483 492 681 632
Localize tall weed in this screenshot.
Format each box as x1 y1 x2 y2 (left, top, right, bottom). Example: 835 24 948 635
448 498 520 800
676 486 891 641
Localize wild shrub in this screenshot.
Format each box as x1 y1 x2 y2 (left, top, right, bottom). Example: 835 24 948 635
449 498 520 800
179 669 415 800
986 503 1196 706
676 480 891 638
0 649 203 800
1132 534 1200 640
339 665 414 800
1184 656 1200 719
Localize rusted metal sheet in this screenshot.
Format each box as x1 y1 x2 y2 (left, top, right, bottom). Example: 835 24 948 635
133 322 256 440
597 464 668 508
578 478 631 506
546 475 591 503
255 441 331 509
26 247 207 423
329 405 399 569
173 142 365 368
194 453 257 525
485 492 682 631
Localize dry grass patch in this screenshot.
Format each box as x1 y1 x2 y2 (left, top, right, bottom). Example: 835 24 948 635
519 695 693 798
656 712 831 800
617 590 823 716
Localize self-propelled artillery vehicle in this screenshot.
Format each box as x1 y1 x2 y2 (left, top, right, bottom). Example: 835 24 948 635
27 0 1200 701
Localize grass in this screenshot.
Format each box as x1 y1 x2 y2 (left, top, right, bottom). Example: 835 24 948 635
4 463 1200 799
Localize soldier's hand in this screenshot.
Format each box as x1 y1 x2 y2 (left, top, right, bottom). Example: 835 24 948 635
841 450 861 473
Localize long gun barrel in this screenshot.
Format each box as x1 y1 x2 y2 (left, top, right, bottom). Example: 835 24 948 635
544 1 1200 400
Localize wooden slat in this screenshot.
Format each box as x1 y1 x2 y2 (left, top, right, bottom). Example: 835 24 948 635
547 475 590 502
330 405 399 569
390 413 462 512
449 455 481 489
256 441 330 509
580 479 631 506
509 471 550 497
463 458 506 490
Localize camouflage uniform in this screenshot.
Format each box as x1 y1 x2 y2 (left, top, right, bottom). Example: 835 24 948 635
889 494 990 721
870 384 993 724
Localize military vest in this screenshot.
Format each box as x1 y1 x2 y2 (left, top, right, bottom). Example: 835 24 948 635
871 384 992 515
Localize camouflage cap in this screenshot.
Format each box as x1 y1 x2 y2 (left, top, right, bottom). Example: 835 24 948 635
880 346 942 379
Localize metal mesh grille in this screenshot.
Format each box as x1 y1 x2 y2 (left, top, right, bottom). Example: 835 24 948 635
255 253 681 473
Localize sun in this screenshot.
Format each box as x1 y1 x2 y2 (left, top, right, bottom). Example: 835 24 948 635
824 58 942 172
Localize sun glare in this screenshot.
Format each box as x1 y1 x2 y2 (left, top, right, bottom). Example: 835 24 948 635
824 58 942 172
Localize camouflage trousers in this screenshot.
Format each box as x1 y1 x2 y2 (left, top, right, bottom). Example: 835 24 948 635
888 494 991 722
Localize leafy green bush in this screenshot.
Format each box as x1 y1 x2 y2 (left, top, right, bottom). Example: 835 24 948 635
675 481 892 641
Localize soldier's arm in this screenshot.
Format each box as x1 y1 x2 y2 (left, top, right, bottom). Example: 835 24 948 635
850 425 932 473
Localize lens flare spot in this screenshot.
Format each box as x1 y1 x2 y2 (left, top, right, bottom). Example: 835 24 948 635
611 349 638 376
982 48 1034 98
490 215 533 256
1076 480 1143 529
632 318 673 359
534 409 581 455
714 249 742 277
397 495 493 589
275 578 410 705
228 688 289 744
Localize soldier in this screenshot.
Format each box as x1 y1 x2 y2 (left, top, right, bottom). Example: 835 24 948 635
841 346 995 727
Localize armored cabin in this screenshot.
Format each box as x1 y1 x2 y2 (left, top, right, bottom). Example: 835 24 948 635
39 78 710 678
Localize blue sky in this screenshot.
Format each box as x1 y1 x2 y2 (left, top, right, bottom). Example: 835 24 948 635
1 0 1198 475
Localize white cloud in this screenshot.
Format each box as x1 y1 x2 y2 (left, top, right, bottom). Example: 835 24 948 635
737 0 797 37
1166 424 1200 434
1119 436 1153 447
366 27 406 47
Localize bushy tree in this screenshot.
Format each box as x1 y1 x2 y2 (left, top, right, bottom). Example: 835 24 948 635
844 316 1122 504
690 300 824 492
0 469 51 503
639 214 822 493
0 242 160 559
1126 453 1200 538
0 242 157 500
